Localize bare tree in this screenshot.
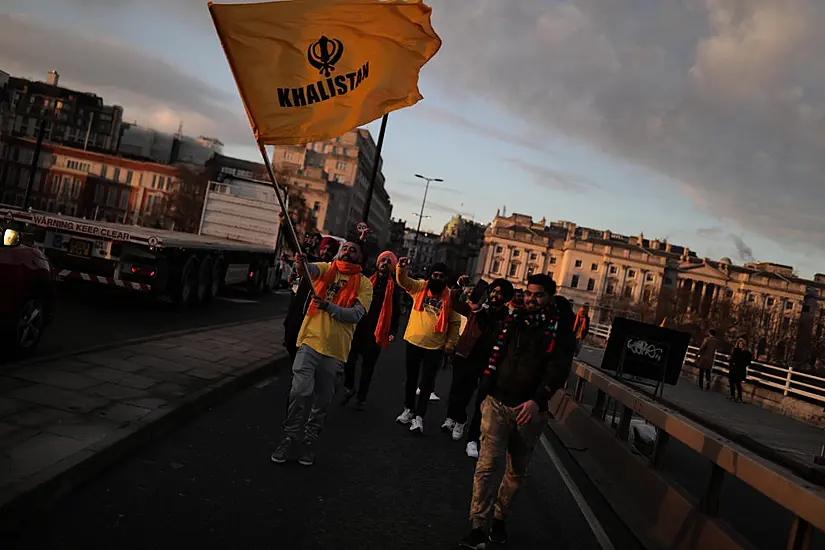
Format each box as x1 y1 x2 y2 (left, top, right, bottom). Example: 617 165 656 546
166 164 209 234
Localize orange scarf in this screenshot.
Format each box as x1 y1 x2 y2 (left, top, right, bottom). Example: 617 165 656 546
369 272 395 348
306 260 362 317
573 308 589 339
413 282 451 333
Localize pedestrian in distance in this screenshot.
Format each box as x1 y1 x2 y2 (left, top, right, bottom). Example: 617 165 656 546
697 328 721 390
395 258 461 435
441 278 514 457
573 303 591 357
459 274 575 549
271 241 373 467
341 251 402 411
728 338 751 403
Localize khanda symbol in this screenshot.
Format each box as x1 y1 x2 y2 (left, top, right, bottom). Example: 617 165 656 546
308 35 344 78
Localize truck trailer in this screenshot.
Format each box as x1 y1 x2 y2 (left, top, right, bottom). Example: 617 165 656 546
0 176 287 306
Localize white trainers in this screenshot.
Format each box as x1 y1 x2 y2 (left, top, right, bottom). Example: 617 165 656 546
410 415 425 434
396 408 414 425
452 422 465 441
416 387 421 396
441 418 456 432
466 441 479 459
429 392 441 402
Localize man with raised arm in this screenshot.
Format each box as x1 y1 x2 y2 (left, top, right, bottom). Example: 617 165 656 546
270 241 372 467
394 258 461 434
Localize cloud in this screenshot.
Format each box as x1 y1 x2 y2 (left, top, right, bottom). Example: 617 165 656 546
503 158 596 193
389 188 470 218
731 234 755 263
427 0 825 255
0 12 253 146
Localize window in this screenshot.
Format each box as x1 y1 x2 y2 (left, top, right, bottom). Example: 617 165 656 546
285 152 294 161
575 259 582 268
591 263 598 271
513 250 521 258
159 176 166 191
606 283 615 295
508 263 518 277
61 176 72 196
101 165 108 179
549 256 557 264
336 161 347 170
495 245 503 254
748 294 755 303
530 252 537 261
126 171 133 184
786 301 794 311
119 191 129 209
609 266 617 274
94 184 104 203
527 266 535 277
106 187 117 206
313 201 321 212
73 178 81 199
628 269 636 278
571 275 579 288
646 273 654 282
767 298 775 306
51 175 60 193
492 260 501 273
587 278 595 291
624 286 633 298
726 289 734 298
113 167 121 182
782 317 790 330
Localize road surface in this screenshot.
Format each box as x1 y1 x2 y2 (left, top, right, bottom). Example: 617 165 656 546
3 337 641 550
12 282 288 364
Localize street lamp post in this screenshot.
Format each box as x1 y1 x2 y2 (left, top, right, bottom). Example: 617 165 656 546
412 173 442 250
23 99 63 211
411 212 431 266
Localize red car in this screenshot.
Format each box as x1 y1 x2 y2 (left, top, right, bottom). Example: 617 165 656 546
1 225 55 357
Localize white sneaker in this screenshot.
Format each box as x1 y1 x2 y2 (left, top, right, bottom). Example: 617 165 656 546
429 392 441 402
410 416 425 434
452 422 465 441
396 408 414 425
441 418 456 432
466 441 479 459
416 387 421 396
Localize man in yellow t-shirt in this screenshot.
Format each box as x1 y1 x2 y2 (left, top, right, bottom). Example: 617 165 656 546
271 241 373 467
395 258 461 434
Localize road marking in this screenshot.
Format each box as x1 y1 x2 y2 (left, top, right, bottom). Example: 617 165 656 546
255 376 279 388
540 434 615 550
217 297 260 304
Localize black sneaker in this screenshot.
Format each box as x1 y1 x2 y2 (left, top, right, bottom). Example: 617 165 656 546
270 436 295 464
298 440 315 467
489 519 507 544
458 528 487 549
340 388 356 406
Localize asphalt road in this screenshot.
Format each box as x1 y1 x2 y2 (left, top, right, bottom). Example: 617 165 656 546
575 346 825 550
3 336 641 550
15 282 289 363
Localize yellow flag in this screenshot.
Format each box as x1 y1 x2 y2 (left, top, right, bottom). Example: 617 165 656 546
208 0 442 145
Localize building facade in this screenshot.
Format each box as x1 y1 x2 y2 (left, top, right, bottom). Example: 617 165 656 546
0 137 177 226
0 71 123 153
118 122 223 165
272 128 393 246
402 228 440 271
435 214 486 277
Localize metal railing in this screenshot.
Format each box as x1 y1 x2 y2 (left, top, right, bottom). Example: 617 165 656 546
588 322 825 405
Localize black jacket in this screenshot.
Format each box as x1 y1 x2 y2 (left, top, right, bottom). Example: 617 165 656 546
354 273 402 346
729 348 752 382
487 297 576 411
453 298 509 363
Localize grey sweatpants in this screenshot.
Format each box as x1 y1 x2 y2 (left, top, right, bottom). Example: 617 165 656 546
283 344 344 442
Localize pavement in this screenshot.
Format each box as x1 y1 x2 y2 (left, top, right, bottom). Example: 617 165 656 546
577 347 825 475
0 317 288 527
0 331 643 550
10 282 289 364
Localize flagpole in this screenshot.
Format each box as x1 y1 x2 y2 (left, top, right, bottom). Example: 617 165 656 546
361 113 388 223
256 140 319 298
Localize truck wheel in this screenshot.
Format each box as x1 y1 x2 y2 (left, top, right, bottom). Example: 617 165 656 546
195 259 214 305
173 258 197 307
13 297 46 355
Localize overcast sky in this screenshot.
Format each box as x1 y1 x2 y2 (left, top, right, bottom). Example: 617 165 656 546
2 0 824 276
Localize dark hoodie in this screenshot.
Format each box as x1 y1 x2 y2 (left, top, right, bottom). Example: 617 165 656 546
354 271 402 346
486 295 576 411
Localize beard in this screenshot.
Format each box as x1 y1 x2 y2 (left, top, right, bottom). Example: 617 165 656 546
339 253 355 263
428 278 447 294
